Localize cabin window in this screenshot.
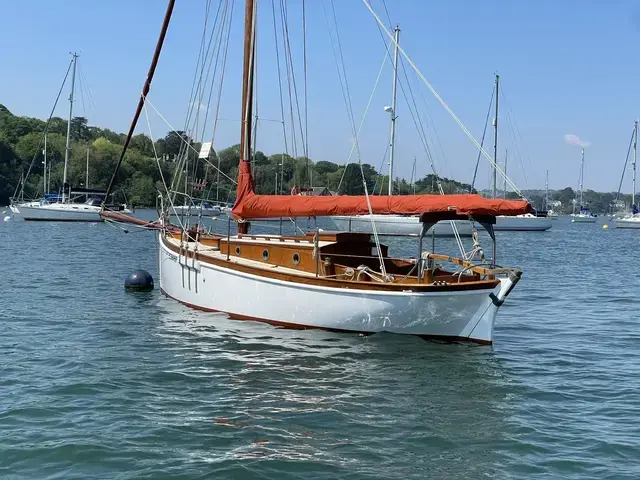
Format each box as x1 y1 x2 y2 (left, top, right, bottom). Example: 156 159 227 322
262 249 270 261
235 246 241 256
292 253 300 265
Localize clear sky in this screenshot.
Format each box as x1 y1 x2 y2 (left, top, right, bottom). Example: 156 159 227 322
2 0 640 193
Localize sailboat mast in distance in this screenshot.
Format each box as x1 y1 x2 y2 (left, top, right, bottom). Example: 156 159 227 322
545 169 549 210
387 25 400 196
62 53 78 203
580 148 585 207
633 120 638 208
492 74 499 199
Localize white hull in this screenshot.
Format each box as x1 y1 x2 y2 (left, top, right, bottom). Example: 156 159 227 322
571 214 597 223
615 216 640 229
158 234 515 343
18 204 102 222
171 205 221 217
490 215 552 231
330 215 473 237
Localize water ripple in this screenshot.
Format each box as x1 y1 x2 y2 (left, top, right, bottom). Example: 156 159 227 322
1 215 640 478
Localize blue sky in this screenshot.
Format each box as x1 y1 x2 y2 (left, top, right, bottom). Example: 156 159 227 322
2 0 640 193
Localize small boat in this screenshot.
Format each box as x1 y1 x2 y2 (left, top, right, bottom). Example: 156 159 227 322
571 149 597 223
615 121 639 229
493 213 552 231
484 75 551 232
171 202 221 217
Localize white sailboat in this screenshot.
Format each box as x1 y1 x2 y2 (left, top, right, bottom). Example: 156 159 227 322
12 55 129 221
571 148 597 223
488 75 551 232
544 170 559 219
103 0 534 344
330 25 472 238
615 120 640 229
13 54 102 222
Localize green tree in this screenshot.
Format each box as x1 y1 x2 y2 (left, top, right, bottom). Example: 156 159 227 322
70 116 90 141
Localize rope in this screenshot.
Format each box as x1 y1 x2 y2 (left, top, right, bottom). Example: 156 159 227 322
613 126 637 214
17 57 73 200
144 98 237 185
271 0 290 194
324 0 387 277
361 0 524 198
336 50 389 192
143 102 186 231
471 86 495 192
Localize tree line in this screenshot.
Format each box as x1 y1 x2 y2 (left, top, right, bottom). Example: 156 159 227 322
5 105 628 213
0 105 477 207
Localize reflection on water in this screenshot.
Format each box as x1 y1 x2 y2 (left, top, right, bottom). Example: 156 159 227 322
152 302 510 477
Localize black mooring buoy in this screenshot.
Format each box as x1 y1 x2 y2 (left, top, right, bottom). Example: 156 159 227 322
125 270 154 291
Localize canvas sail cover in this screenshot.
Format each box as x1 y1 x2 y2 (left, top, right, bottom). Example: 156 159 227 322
231 159 531 219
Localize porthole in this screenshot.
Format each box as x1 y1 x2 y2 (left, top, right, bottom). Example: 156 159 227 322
235 246 241 256
262 249 270 261
292 253 300 265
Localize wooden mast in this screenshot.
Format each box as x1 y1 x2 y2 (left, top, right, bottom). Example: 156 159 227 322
102 0 176 206
237 0 256 234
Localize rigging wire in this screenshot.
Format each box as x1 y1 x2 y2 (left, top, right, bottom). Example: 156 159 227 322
325 0 387 278
302 0 310 187
470 86 495 192
613 127 636 210
335 50 388 192
271 0 290 194
499 86 530 190
144 97 237 185
362 0 524 198
279 0 298 159
17 57 74 200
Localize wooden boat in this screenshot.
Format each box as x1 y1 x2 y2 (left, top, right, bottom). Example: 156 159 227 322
103 0 533 344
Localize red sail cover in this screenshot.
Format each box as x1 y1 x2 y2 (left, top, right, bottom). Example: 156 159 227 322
232 192 532 219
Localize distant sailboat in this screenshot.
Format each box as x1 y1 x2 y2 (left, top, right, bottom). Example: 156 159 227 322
615 120 640 229
12 54 127 221
571 148 597 223
485 74 551 232
544 170 559 219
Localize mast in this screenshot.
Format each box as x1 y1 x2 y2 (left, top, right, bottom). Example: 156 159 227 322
633 120 638 209
545 169 549 211
43 134 47 195
235 0 257 234
102 0 176 206
62 53 78 203
503 149 507 198
579 148 584 208
492 74 499 198
387 25 400 196
86 148 90 190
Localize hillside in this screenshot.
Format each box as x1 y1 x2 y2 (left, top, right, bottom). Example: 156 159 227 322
0 106 474 206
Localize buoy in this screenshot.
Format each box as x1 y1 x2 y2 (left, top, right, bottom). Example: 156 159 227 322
3 216 10 222
125 270 154 291
603 224 609 229
1 210 6 214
